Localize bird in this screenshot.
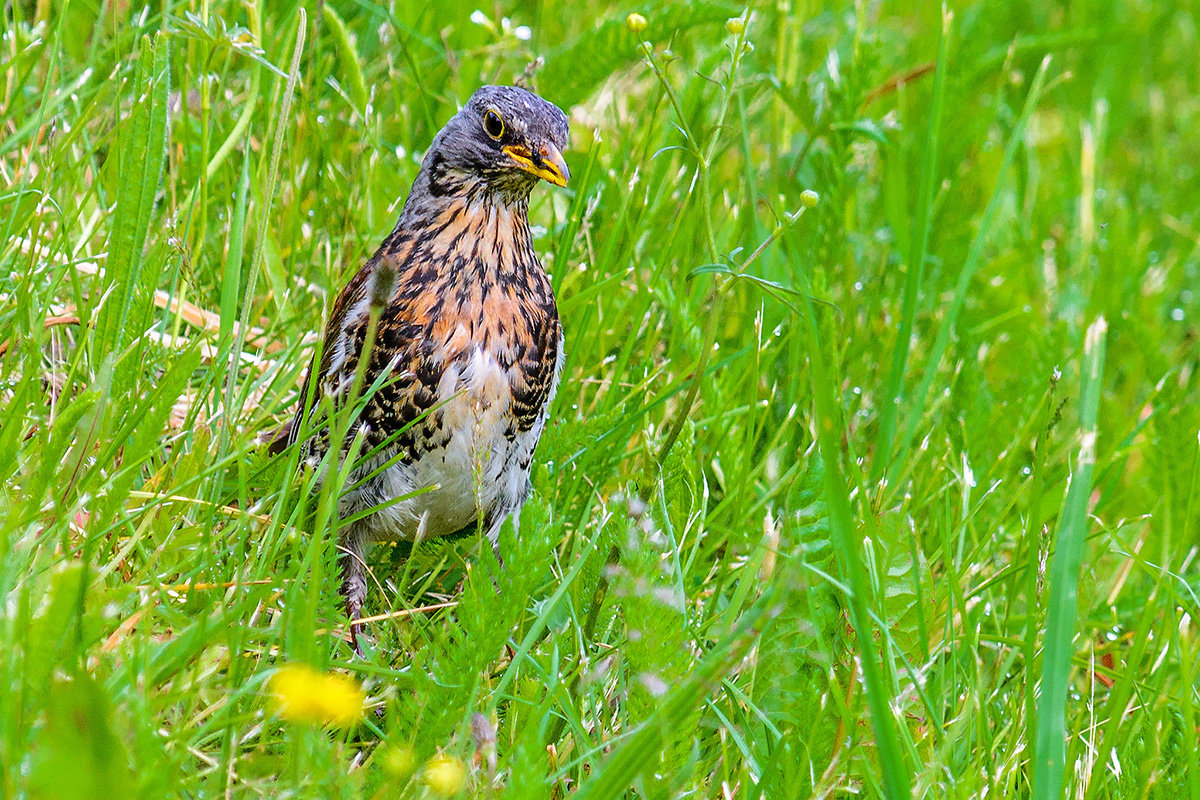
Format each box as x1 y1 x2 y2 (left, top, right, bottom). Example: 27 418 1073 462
268 85 569 649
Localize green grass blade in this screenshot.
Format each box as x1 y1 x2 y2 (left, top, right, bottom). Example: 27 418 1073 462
872 7 952 483
895 56 1053 477
322 3 369 113
1034 317 1107 800
94 33 169 369
223 8 306 426
552 129 602 294
219 137 252 345
1082 575 1164 800
800 294 911 798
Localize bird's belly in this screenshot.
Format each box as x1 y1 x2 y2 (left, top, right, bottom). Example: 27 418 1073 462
340 348 537 541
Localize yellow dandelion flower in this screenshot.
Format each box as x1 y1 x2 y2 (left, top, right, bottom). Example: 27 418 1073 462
269 663 364 728
423 754 466 797
316 671 365 727
270 664 325 724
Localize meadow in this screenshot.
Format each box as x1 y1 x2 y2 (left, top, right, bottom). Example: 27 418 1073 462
1 1 1197 797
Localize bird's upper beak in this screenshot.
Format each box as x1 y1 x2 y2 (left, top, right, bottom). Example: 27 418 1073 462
503 142 570 187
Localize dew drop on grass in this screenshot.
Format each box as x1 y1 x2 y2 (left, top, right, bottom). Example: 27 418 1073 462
1171 308 1185 321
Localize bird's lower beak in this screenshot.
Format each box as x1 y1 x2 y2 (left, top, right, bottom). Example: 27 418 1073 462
504 143 570 187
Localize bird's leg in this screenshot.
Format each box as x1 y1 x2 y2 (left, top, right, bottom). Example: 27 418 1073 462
339 528 369 657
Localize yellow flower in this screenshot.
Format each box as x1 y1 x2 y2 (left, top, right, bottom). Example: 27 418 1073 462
725 16 746 35
625 12 648 34
269 663 364 728
423 754 466 797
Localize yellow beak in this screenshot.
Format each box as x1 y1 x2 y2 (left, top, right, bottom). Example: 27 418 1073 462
503 143 570 187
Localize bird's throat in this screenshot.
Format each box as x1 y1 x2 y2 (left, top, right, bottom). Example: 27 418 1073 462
397 189 538 289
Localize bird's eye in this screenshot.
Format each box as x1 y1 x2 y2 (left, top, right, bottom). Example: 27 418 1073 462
482 109 505 140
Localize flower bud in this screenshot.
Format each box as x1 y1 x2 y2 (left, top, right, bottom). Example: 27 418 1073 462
626 12 647 34
424 755 466 797
381 746 417 778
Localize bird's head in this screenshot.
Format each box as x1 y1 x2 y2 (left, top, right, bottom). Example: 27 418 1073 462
418 85 570 202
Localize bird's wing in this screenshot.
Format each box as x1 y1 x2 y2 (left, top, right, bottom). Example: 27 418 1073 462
280 240 450 461
265 248 400 456
510 315 562 434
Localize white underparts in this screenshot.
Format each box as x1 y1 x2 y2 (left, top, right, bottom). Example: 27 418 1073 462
335 336 562 543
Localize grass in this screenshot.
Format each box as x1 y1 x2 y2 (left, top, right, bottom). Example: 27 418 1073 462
1 0 1198 797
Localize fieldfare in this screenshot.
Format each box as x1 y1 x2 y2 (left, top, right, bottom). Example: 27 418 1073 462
269 85 569 648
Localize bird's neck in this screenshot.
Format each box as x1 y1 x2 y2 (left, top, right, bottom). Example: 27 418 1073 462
382 173 540 287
